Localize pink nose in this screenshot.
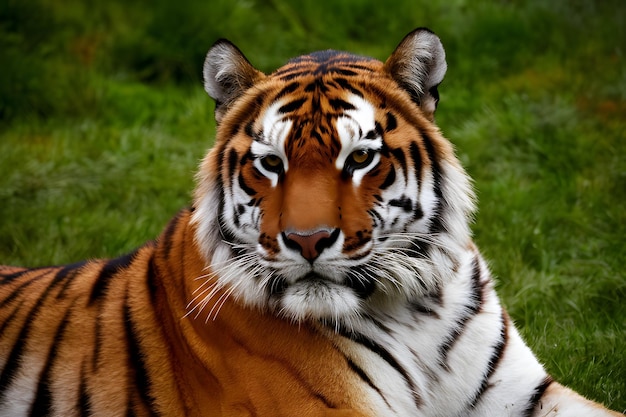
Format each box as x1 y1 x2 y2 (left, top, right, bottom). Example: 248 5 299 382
282 229 339 262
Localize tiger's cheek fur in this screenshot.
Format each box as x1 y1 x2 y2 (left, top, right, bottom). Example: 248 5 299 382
337 161 390 253
218 138 268 239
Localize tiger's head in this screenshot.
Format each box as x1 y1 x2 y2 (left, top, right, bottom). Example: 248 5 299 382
191 28 475 325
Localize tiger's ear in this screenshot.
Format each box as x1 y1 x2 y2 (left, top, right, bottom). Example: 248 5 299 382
384 28 447 120
203 39 265 123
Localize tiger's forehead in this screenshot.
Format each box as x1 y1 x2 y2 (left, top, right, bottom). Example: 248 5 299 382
255 90 381 163
272 50 382 80
249 52 387 163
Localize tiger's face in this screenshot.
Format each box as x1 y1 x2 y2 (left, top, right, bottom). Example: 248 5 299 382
192 29 475 324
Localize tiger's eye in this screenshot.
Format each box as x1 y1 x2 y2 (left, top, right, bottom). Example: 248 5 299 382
350 150 370 165
264 155 282 167
260 154 284 173
343 149 377 175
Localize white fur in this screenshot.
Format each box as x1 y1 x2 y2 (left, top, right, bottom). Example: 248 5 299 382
335 94 383 186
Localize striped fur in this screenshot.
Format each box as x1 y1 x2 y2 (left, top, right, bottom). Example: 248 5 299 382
0 28 622 416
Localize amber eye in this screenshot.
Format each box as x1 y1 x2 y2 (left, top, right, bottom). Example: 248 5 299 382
346 149 374 169
260 154 284 173
351 150 369 164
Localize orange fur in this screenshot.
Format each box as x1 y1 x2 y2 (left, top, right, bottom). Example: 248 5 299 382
0 210 375 416
153 210 375 416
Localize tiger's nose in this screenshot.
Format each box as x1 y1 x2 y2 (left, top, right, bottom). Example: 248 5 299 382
282 229 340 262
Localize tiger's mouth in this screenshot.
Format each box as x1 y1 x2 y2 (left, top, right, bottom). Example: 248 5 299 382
267 270 370 322
270 271 376 299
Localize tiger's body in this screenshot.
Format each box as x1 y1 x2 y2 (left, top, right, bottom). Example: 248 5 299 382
0 28 621 416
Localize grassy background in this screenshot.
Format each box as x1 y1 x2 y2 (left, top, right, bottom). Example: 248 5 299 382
1 0 624 411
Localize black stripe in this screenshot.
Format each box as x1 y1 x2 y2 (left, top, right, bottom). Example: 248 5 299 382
338 327 422 408
0 270 69 403
409 299 439 318
274 81 300 100
379 167 396 190
88 251 147 369
93 314 103 370
0 300 25 338
276 69 313 81
311 129 325 147
124 294 159 415
364 129 378 140
468 309 508 409
239 149 253 167
146 253 159 304
0 269 53 309
244 121 255 138
160 210 183 259
334 68 358 77
523 376 554 417
0 319 31 400
385 112 397 132
419 131 445 234
126 397 137 417
346 358 394 411
278 98 306 114
88 251 137 305
343 63 377 72
329 98 356 111
313 394 335 409
421 131 442 199
0 267 38 283
389 196 413 212
408 142 422 192
334 78 364 97
374 121 384 137
438 257 483 367
368 208 385 228
290 120 305 143
390 147 408 182
225 113 241 139
78 361 93 417
29 305 74 417
237 172 256 196
227 148 239 187
413 201 424 221
56 261 87 299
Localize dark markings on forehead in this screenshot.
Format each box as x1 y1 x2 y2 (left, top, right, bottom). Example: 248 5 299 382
250 51 393 162
275 82 301 101
273 50 378 80
224 90 268 139
334 78 364 98
329 98 356 112
284 117 339 156
305 78 329 93
278 98 307 114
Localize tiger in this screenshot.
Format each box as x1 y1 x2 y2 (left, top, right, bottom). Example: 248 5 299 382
0 27 622 417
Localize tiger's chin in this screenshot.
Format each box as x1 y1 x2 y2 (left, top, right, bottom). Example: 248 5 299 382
269 273 369 324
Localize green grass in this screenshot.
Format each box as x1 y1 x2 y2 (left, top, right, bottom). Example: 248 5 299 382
1 0 624 411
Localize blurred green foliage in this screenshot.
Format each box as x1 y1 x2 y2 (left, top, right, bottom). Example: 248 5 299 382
1 0 624 120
